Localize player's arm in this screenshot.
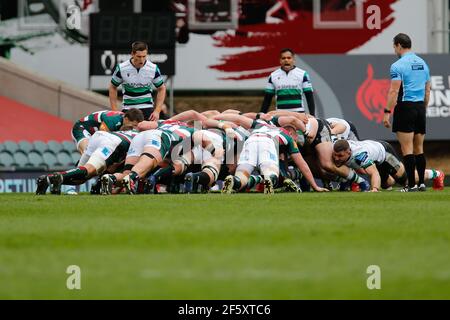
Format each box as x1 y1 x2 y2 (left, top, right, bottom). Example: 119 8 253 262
150 66 166 121
383 63 402 128
260 76 275 113
137 120 159 131
109 83 119 111
170 110 208 123
290 152 328 192
99 121 110 132
302 72 315 116
277 116 306 132
109 65 123 111
213 113 253 129
364 163 381 192
330 123 347 136
424 81 431 108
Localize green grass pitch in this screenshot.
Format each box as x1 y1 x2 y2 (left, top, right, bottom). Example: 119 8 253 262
0 191 449 299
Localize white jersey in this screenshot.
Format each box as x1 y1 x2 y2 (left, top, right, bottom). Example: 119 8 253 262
111 59 164 109
345 140 386 169
327 117 351 139
265 66 313 112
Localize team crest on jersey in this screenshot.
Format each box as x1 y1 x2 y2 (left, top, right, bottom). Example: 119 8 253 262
151 140 161 148
102 147 111 156
354 152 368 165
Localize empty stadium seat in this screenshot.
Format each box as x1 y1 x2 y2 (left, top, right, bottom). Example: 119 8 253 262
18 141 33 154
47 140 63 154
0 152 15 168
0 144 4 152
28 151 46 168
13 151 29 168
42 151 60 170
33 141 48 154
71 151 80 165
57 152 74 168
62 140 77 153
3 141 18 154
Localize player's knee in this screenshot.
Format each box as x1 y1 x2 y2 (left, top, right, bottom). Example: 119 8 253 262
86 155 106 175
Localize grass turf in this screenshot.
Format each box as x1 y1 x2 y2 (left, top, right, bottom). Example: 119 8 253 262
0 191 449 299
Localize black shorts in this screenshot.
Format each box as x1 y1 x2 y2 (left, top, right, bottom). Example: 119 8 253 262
122 107 153 120
310 118 332 148
376 141 405 188
392 101 426 134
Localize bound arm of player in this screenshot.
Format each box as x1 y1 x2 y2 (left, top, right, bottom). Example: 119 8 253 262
364 163 382 192
277 116 307 132
213 113 253 129
99 121 110 132
137 120 158 131
291 152 329 192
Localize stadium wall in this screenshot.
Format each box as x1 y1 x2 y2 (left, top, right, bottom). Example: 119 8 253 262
0 57 110 123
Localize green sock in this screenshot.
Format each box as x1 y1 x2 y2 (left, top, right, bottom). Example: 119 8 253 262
247 175 262 189
61 167 88 184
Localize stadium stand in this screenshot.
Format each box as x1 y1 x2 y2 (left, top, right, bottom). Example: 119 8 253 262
0 140 78 171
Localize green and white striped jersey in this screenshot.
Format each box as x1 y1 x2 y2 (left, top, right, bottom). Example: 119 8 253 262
111 59 164 109
265 67 313 112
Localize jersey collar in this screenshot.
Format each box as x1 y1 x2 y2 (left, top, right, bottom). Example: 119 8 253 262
280 65 296 75
130 59 147 72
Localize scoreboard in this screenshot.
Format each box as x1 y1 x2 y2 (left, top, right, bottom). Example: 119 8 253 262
89 13 175 77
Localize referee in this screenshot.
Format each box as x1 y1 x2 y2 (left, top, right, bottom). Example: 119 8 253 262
383 33 431 192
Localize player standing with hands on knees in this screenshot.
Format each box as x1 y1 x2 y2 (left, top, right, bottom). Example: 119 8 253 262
109 41 166 121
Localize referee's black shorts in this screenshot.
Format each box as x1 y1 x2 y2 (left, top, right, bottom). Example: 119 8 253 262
392 101 426 134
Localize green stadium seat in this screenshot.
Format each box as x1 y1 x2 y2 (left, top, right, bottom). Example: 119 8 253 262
62 140 77 153
3 141 18 154
42 151 60 170
33 141 48 155
71 151 80 165
0 144 4 152
28 151 45 168
47 140 63 154
0 152 15 168
57 152 74 168
13 151 29 168
18 141 33 154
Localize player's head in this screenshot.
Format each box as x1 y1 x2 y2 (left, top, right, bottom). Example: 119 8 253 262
332 139 351 167
393 33 412 57
131 41 148 68
123 108 145 128
280 48 295 71
283 125 298 138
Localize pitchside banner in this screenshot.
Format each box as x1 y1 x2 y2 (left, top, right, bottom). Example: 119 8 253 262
299 54 450 141
0 171 96 194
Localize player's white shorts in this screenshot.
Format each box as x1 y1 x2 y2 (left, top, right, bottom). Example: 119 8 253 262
84 131 121 158
192 130 224 164
81 131 122 173
127 130 162 158
238 135 278 168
